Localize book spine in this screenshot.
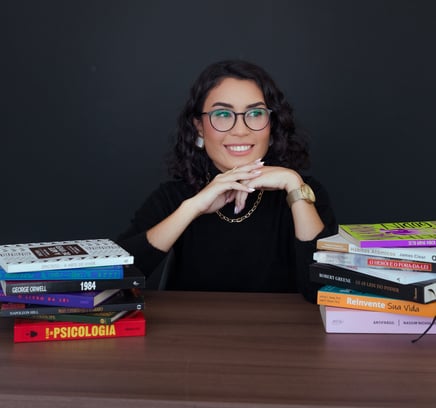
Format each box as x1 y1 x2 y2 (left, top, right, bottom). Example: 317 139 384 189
0 265 124 281
320 306 436 334
317 288 436 318
316 236 436 263
0 296 145 317
309 263 436 304
2 275 145 295
360 239 436 248
27 310 130 324
0 289 118 308
2 257 133 273
313 251 435 272
13 311 146 342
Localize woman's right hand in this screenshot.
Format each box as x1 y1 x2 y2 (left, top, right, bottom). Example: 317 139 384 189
188 159 264 217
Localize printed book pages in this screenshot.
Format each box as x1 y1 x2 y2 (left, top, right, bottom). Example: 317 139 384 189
0 239 134 272
338 221 436 248
14 310 146 342
320 305 436 334
317 285 436 318
316 234 436 263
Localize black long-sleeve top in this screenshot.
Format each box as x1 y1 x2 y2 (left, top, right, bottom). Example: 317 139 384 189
117 175 337 303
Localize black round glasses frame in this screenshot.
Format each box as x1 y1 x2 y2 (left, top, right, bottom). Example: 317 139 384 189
201 108 273 132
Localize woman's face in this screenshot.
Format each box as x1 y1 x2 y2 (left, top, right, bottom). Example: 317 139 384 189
194 77 270 172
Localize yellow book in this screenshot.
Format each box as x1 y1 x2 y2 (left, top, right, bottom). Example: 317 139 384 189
318 285 436 318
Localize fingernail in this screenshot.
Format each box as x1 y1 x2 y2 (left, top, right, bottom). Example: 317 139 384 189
247 187 255 192
234 206 240 214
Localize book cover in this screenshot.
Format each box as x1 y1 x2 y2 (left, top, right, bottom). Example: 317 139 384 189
0 264 124 281
1 265 145 295
317 285 436 318
14 310 146 342
309 262 436 304
27 310 130 324
320 305 436 334
0 288 120 308
0 288 145 317
316 234 436 263
338 221 436 248
0 239 134 272
313 250 436 272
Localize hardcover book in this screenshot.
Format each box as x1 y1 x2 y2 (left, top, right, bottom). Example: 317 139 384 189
14 310 146 342
309 262 436 304
0 264 124 281
313 250 436 272
1 265 145 295
317 285 436 318
338 221 436 248
0 288 120 308
0 239 134 272
0 288 145 317
316 234 436 263
320 305 436 334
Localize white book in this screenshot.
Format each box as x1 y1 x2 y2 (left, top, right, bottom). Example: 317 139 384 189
317 234 436 263
320 305 436 335
0 239 134 273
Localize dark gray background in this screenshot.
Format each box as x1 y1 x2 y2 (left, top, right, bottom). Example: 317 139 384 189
2 0 436 245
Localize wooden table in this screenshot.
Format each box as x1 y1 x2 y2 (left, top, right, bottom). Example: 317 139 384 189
0 290 435 407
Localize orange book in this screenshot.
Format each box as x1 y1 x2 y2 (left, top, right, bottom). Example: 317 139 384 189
14 310 146 343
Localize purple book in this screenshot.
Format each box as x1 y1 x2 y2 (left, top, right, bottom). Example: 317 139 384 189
0 288 120 308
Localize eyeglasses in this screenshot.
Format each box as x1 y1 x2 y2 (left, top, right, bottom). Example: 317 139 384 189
201 108 272 132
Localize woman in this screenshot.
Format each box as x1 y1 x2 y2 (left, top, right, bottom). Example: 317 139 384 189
117 60 337 302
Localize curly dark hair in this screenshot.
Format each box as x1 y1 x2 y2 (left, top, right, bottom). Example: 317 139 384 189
168 59 311 191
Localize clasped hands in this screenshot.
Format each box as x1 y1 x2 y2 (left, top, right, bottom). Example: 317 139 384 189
195 158 303 216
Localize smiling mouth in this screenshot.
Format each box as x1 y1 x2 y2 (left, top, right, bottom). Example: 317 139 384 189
225 145 253 152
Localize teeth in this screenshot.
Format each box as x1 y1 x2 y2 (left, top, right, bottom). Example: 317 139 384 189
227 145 251 152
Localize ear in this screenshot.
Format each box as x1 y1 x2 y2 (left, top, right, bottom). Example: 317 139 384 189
193 118 204 136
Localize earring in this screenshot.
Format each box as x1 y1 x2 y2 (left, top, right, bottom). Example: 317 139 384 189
268 138 273 147
195 136 205 149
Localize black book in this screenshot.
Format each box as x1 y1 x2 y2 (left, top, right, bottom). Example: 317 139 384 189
309 262 436 304
0 265 145 295
0 288 145 318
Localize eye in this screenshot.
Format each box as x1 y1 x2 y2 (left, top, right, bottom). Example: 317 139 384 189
211 109 233 119
246 108 266 118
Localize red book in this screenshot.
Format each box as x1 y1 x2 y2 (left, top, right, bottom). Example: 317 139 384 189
13 310 146 343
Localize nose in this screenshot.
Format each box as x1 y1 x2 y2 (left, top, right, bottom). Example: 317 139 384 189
231 113 250 134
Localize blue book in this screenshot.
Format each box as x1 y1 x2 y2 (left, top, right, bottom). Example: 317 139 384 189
0 265 124 281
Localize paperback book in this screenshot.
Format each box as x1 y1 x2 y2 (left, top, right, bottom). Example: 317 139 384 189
309 262 436 304
0 288 144 317
0 288 120 308
14 310 146 342
1 265 145 295
316 234 436 263
317 285 436 318
0 264 124 281
313 251 435 272
0 239 134 272
27 310 130 325
320 305 436 334
338 221 436 248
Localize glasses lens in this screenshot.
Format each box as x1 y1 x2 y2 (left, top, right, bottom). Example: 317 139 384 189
209 109 235 131
244 108 270 131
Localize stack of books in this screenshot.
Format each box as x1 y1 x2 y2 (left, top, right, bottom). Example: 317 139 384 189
309 221 436 336
0 239 146 343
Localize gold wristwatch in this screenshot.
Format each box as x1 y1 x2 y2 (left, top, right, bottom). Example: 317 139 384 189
286 183 316 207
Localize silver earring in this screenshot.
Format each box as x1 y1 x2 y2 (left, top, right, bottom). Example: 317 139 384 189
195 136 204 149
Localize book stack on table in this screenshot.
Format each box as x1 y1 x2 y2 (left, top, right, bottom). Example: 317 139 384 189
309 221 436 337
0 239 146 342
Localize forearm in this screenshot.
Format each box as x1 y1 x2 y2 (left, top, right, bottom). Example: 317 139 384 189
146 198 199 252
289 200 325 241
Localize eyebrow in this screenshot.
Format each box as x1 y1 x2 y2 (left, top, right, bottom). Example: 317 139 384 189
211 101 266 109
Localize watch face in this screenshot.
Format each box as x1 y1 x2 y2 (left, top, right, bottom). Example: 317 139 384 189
301 184 316 203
